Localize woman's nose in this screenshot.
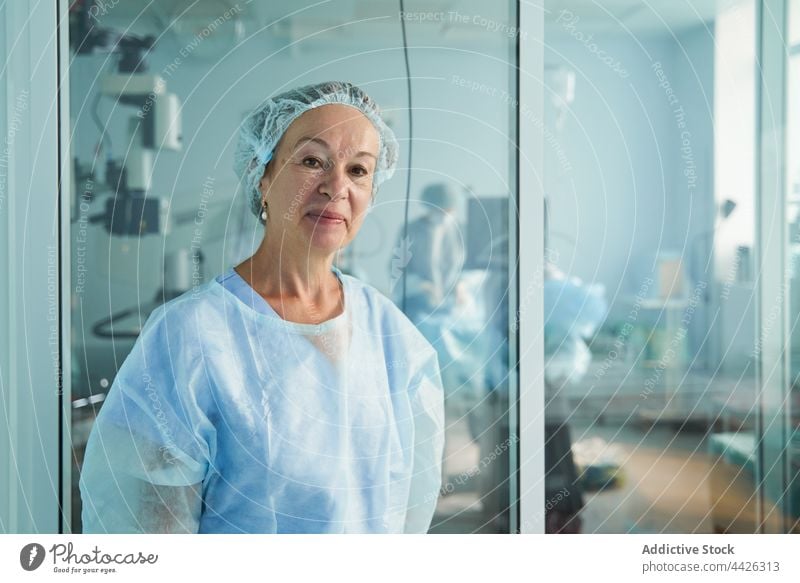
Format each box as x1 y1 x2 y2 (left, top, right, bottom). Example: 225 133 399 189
318 164 349 200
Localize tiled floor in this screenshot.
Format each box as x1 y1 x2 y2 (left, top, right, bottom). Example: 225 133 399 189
572 420 723 533
431 410 764 533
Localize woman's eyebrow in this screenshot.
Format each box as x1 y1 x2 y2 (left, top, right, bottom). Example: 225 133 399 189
293 136 377 160
294 136 328 150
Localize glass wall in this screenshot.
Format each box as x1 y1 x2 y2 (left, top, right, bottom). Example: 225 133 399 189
538 0 800 535
0 0 64 533
542 0 765 533
780 0 800 534
65 0 519 533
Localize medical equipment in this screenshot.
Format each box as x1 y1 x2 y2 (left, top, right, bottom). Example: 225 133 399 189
70 4 183 237
90 66 182 236
92 249 204 340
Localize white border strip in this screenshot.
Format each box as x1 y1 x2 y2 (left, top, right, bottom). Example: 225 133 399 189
518 0 545 534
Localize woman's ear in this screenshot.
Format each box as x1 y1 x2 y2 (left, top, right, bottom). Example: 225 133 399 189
257 164 272 225
259 164 271 196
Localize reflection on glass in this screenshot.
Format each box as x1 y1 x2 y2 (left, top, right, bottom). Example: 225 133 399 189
543 0 765 533
67 0 518 533
392 184 514 532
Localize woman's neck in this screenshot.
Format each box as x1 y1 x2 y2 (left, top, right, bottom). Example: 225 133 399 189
236 236 339 302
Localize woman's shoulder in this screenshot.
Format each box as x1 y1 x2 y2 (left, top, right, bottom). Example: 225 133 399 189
138 279 225 338
342 272 406 319
342 273 436 352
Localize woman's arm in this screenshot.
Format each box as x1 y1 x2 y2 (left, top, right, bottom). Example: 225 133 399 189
79 308 215 533
79 411 207 533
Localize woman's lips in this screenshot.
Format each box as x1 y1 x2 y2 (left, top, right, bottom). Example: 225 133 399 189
305 212 346 227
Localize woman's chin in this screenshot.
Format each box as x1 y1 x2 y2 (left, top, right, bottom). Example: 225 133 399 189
297 219 348 251
307 233 348 255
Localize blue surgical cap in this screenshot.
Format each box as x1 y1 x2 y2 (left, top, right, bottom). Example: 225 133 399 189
233 81 400 224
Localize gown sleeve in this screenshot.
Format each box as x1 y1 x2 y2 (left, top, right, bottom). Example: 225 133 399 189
403 349 446 533
79 305 216 533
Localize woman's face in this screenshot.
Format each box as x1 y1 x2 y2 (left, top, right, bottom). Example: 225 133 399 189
259 104 380 256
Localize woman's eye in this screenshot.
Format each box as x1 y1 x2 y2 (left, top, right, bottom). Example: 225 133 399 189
302 157 323 168
351 166 368 177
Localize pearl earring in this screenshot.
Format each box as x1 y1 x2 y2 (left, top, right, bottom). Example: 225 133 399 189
260 202 267 222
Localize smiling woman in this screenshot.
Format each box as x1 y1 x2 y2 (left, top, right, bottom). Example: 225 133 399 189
79 81 445 534
256 104 379 264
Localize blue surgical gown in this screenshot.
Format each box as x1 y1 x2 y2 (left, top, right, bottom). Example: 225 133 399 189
79 266 445 533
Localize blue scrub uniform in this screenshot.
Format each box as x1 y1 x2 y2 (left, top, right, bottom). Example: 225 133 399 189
79 266 445 533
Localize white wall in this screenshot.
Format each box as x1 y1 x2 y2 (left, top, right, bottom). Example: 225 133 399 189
714 0 756 274
714 0 757 371
544 26 716 334
544 33 673 307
